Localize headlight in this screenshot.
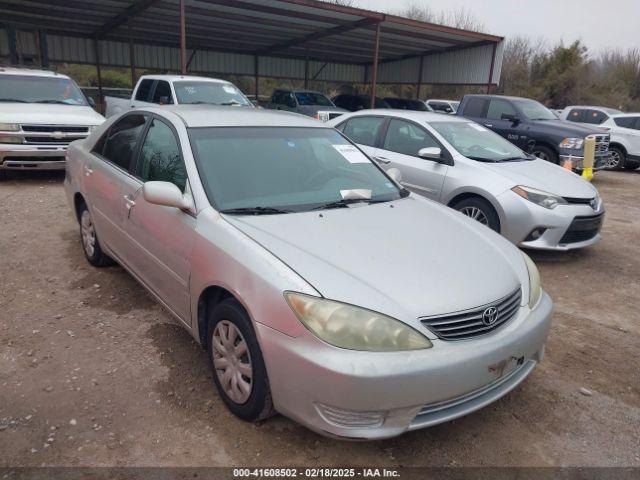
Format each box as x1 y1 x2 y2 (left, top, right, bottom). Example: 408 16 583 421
284 292 432 351
512 185 567 209
0 123 20 131
522 253 542 309
559 137 584 149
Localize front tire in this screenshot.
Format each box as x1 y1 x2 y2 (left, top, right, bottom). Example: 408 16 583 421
531 145 559 164
452 197 501 233
78 203 113 267
606 146 625 171
208 298 275 422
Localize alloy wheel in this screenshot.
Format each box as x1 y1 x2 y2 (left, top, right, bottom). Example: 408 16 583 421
606 151 620 169
211 320 253 404
460 206 489 226
81 210 96 258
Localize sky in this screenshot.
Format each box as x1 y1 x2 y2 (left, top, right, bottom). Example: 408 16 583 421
356 0 640 52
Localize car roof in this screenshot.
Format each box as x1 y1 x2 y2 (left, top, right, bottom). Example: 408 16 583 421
0 67 71 79
339 109 469 123
147 105 329 128
137 74 230 84
426 99 457 103
462 94 530 102
610 112 640 118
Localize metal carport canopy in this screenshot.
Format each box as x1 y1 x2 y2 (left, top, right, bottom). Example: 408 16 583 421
0 0 504 99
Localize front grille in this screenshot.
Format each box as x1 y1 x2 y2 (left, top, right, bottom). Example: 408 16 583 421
18 125 91 146
21 125 88 133
560 214 604 244
23 136 86 144
562 196 594 205
590 134 609 154
420 288 522 340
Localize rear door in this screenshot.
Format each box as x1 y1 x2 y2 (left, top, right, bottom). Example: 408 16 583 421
339 115 386 157
377 118 449 201
118 116 195 323
84 114 148 258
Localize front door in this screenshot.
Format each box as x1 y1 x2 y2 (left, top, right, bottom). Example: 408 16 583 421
120 117 195 324
486 98 529 150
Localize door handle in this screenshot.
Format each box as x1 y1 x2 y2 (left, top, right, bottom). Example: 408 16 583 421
373 156 391 164
124 194 136 210
83 165 93 176
484 123 493 128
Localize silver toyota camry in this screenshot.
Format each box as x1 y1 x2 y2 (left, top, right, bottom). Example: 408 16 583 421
329 110 605 251
64 105 552 440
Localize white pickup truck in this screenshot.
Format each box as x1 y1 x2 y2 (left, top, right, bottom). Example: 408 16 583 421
0 67 105 176
105 74 254 117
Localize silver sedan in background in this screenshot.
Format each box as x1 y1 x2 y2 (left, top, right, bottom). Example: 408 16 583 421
329 110 605 251
64 106 552 440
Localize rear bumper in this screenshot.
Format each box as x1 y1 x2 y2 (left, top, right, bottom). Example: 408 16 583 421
0 144 67 170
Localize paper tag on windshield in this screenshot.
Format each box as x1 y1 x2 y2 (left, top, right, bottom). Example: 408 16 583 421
469 123 487 131
222 85 237 94
333 144 370 163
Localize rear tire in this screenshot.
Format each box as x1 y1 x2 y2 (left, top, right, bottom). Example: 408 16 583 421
452 197 501 233
78 202 113 267
606 146 625 171
207 298 275 422
531 145 559 164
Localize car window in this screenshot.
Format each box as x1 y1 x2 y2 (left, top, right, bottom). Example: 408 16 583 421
613 117 635 128
151 80 173 104
567 109 585 122
135 79 154 102
585 109 607 124
429 101 453 113
342 116 385 147
101 114 148 170
295 92 333 106
173 81 251 106
487 99 517 120
461 97 488 117
383 119 439 156
136 118 187 191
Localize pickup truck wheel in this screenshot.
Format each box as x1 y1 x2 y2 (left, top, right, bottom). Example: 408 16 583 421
208 298 275 422
79 204 113 267
531 145 558 164
606 147 625 171
452 197 501 233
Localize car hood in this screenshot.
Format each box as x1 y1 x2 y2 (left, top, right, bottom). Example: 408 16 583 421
483 159 598 198
0 103 105 126
528 119 607 136
224 196 527 326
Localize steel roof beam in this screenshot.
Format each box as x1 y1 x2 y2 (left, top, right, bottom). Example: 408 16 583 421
94 0 162 38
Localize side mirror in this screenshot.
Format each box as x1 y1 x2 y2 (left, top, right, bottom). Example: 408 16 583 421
387 167 402 184
418 147 442 160
143 181 190 210
502 113 520 124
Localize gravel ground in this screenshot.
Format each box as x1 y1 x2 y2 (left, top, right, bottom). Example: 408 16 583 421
0 170 639 467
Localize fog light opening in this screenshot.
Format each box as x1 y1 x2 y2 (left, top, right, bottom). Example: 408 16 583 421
525 228 547 242
315 403 386 428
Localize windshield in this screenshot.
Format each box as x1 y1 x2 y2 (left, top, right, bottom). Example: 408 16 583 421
189 127 402 212
173 81 252 106
451 101 460 110
0 75 88 105
514 99 556 120
295 92 334 107
431 122 528 162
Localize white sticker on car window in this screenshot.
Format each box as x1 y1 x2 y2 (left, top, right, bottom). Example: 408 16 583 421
469 123 487 131
332 144 370 163
222 85 237 94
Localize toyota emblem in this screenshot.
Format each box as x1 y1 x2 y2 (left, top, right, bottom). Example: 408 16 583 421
482 306 499 326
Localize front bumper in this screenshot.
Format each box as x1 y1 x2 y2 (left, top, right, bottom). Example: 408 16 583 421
257 292 552 440
497 190 604 251
559 153 609 171
0 144 68 171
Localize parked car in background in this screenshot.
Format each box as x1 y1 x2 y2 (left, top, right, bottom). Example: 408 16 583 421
384 97 430 111
332 94 391 111
457 95 611 171
559 105 623 126
0 67 105 177
426 99 460 114
599 114 640 170
105 75 253 118
266 89 346 121
330 110 604 251
65 105 551 440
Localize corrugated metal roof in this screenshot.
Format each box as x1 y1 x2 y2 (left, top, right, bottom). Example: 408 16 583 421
1 0 503 86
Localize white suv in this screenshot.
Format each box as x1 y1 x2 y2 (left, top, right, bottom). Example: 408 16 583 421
600 114 640 171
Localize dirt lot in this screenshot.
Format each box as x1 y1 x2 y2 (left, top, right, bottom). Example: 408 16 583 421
0 170 639 467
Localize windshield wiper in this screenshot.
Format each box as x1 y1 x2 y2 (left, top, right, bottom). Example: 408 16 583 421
311 198 388 211
466 156 499 163
0 98 27 102
498 155 534 162
33 99 70 104
219 206 292 215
